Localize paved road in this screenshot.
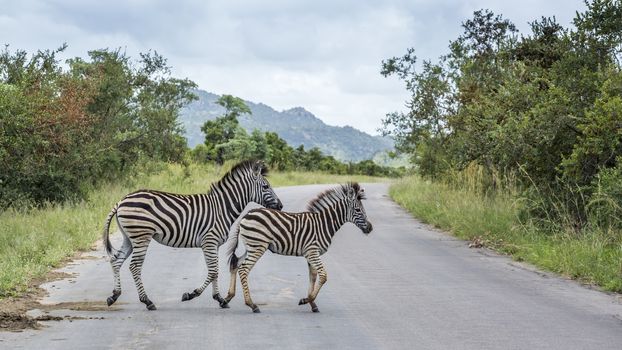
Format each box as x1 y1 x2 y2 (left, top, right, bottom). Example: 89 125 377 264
2 183 622 349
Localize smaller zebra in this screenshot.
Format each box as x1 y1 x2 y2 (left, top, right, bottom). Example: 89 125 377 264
224 182 373 313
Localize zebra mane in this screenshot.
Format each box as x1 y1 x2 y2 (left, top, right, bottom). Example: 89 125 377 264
209 160 267 193
231 159 268 176
306 182 362 212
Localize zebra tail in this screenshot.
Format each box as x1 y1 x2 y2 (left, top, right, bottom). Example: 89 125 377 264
102 204 119 257
229 254 238 273
226 223 242 272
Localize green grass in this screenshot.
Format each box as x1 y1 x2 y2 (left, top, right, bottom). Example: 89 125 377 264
390 176 622 293
0 162 387 298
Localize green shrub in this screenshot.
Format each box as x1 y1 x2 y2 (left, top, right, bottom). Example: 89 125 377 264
587 160 622 230
0 46 196 209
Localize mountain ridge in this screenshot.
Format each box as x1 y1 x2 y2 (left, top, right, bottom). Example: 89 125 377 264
179 90 393 162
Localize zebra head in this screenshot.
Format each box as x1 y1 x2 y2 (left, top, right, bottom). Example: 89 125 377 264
345 183 373 234
250 160 283 211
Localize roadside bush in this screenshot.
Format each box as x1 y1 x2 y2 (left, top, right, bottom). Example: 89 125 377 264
381 2 622 229
587 160 622 230
0 45 196 209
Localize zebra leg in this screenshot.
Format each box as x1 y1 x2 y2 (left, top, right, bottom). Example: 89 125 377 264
239 244 268 313
304 262 319 312
128 236 156 310
107 233 133 306
224 265 239 305
181 240 227 307
299 250 326 310
225 251 246 305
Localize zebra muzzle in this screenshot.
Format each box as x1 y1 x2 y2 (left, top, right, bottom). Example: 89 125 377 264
363 221 373 234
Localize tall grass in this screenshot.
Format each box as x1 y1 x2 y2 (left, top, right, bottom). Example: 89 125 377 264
0 163 206 298
0 162 388 298
390 173 622 293
389 174 516 249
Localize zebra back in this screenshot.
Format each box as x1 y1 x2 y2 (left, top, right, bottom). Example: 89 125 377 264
236 183 372 257
111 160 282 249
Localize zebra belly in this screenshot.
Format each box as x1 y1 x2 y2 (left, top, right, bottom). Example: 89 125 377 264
267 243 303 256
152 231 198 248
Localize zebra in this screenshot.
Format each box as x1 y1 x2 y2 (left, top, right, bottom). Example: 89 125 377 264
102 160 283 311
224 182 373 313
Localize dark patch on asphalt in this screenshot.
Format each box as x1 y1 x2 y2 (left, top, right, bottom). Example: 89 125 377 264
0 257 113 332
0 311 107 332
0 312 39 331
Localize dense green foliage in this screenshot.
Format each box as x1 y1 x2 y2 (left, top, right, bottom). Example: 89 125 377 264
200 95 251 164
195 97 404 177
0 45 196 208
382 0 622 230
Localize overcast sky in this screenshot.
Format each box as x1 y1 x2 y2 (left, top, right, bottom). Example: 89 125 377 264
1 0 586 135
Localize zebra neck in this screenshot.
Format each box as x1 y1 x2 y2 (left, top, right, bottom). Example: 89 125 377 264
317 204 348 240
209 183 251 226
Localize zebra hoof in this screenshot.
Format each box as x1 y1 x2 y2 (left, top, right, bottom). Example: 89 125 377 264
146 303 157 311
310 301 319 312
212 294 225 303
298 298 308 305
182 292 195 302
252 307 261 313
219 300 230 309
107 290 121 306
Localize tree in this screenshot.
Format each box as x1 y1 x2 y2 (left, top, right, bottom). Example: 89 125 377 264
201 117 239 163
217 128 269 162
514 17 566 69
265 131 294 170
381 1 622 228
68 49 196 167
292 145 308 170
249 129 269 160
563 67 622 183
216 94 251 118
572 0 622 68
201 95 251 164
381 57 455 175
0 45 197 208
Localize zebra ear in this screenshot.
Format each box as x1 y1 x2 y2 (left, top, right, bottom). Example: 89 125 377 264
346 186 357 200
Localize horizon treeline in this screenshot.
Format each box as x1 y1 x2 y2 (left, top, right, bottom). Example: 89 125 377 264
0 46 399 209
190 94 403 177
382 0 622 230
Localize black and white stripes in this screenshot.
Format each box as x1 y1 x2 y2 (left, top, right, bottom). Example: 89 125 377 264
102 160 282 310
225 182 372 313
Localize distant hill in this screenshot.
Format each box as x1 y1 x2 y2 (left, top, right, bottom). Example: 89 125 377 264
179 90 394 162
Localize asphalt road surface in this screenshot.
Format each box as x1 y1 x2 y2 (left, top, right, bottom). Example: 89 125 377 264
2 183 622 349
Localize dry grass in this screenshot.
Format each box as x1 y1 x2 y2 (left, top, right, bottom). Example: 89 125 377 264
390 175 622 292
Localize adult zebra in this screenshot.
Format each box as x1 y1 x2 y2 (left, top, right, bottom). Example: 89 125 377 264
224 182 372 313
102 160 283 311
